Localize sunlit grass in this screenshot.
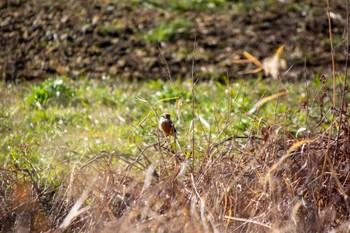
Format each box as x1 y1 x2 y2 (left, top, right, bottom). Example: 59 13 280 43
0 75 343 182
1 74 349 232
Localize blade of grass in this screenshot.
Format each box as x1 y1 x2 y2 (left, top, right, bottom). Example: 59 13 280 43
247 91 288 115
243 51 264 68
237 67 263 75
275 45 285 58
266 139 313 178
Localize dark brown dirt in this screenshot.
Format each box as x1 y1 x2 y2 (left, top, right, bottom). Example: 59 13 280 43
0 0 347 82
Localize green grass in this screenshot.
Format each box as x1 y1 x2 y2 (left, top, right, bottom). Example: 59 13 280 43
1 75 349 232
143 18 194 43
0 75 344 184
121 0 319 13
128 0 227 12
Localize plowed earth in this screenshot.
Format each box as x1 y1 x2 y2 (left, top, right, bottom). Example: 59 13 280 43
0 0 347 82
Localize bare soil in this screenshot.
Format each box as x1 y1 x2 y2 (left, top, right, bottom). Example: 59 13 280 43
0 0 347 81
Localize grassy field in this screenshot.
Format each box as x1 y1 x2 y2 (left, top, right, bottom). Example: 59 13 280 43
1 0 350 232
1 73 349 232
1 76 337 172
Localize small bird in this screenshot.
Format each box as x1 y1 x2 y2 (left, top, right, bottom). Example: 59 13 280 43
159 113 177 139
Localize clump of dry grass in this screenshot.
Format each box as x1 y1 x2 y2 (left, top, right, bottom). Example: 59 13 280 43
1 116 349 232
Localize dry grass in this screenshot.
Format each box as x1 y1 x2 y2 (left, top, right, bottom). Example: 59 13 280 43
1 117 350 232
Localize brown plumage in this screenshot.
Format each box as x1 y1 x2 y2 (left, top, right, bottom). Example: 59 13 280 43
159 113 177 139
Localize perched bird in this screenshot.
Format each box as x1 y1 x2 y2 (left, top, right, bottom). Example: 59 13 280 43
159 113 177 139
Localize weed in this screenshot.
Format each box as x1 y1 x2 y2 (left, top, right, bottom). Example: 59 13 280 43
144 18 194 43
25 78 75 108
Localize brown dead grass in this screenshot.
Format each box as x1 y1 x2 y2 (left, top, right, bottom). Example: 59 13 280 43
1 116 350 233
